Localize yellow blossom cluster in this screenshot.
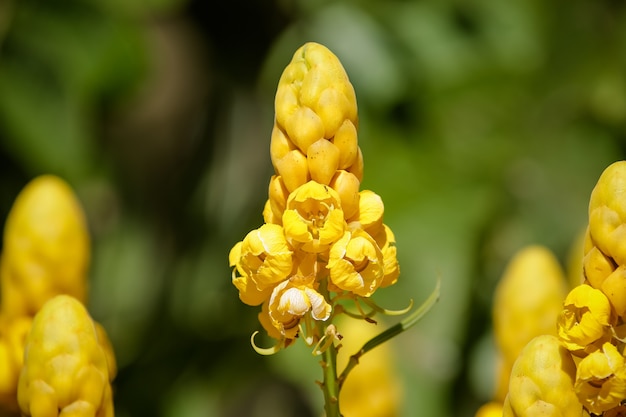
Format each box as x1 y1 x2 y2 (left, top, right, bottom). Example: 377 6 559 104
229 42 400 348
0 175 116 416
496 161 626 417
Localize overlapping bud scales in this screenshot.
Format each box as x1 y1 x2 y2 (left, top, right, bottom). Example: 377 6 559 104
0 175 89 318
0 315 32 410
503 335 583 417
17 295 115 417
229 42 400 350
491 245 567 402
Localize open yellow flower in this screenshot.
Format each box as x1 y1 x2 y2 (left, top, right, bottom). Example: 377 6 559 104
282 181 345 253
327 229 384 297
266 275 331 340
233 224 294 293
557 284 612 353
575 342 626 414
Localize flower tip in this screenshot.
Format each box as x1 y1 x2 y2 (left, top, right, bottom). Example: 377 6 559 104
250 331 283 356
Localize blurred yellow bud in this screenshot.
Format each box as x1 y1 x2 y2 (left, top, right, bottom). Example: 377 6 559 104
17 295 114 417
337 316 402 417
493 246 567 367
504 335 583 417
475 401 504 417
0 315 32 411
1 175 90 318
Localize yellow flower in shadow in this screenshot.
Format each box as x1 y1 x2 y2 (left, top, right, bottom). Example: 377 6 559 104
575 342 626 414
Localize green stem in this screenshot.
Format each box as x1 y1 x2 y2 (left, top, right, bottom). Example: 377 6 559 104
319 324 341 417
338 279 440 389
317 277 342 417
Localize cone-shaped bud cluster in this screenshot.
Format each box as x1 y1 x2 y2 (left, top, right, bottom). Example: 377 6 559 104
18 295 114 417
0 176 116 413
230 42 400 347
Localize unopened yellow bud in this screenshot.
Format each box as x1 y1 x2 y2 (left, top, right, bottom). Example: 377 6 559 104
1 176 89 318
267 175 289 222
0 315 32 411
307 138 341 184
504 335 583 417
588 161 626 266
583 245 616 289
493 246 567 367
333 120 359 170
273 149 310 193
329 170 360 220
17 295 114 417
600 265 626 317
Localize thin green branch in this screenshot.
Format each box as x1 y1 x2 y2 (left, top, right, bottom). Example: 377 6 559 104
337 279 440 389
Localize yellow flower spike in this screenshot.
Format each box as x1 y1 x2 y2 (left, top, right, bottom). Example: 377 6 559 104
327 230 384 297
329 170 361 220
17 295 114 417
282 181 345 253
557 284 613 354
235 224 294 291
1 175 90 318
504 335 583 417
575 342 626 414
588 160 626 266
307 138 341 185
493 245 568 368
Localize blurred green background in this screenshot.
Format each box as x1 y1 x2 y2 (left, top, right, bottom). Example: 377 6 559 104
1 0 625 416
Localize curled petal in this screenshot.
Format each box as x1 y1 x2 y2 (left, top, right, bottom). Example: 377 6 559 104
374 224 400 288
328 230 384 297
237 224 293 291
575 342 626 414
557 284 613 353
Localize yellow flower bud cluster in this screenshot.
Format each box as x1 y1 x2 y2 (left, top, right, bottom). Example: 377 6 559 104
229 42 400 348
496 161 626 417
18 295 115 417
0 176 116 415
